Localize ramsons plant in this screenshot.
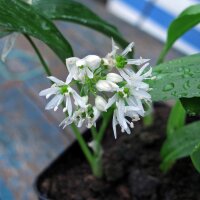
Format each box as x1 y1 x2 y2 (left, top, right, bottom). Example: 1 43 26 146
1 0 200 176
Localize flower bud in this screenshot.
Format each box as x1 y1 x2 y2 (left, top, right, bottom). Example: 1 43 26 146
76 59 86 67
95 96 107 111
96 80 119 92
106 73 123 83
84 55 101 70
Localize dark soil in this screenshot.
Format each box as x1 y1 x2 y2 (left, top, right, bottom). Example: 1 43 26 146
37 105 200 200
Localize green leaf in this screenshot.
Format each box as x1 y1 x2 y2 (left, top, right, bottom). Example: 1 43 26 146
0 0 73 62
32 0 129 48
191 143 200 173
149 54 200 101
160 121 200 171
181 97 200 116
158 4 200 64
167 100 186 137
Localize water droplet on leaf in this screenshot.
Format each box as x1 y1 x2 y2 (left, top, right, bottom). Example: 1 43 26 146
163 83 174 91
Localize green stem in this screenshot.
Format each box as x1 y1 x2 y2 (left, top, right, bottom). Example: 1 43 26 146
143 114 154 127
156 46 168 65
91 126 98 140
24 34 52 76
25 34 94 169
97 108 113 143
71 123 93 166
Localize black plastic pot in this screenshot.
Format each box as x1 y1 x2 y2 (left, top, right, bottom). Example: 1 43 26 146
34 130 91 200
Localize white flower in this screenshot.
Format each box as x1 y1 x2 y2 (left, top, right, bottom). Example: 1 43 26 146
112 100 141 139
95 96 107 111
106 73 123 83
105 63 153 138
103 39 149 69
65 57 79 84
84 55 101 70
39 76 86 114
60 104 100 129
96 80 119 92
66 55 101 84
118 62 153 97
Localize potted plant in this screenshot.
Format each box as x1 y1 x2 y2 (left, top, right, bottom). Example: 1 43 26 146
1 0 200 199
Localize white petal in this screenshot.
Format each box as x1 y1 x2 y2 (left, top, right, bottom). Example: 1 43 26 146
86 67 93 79
54 95 64 111
106 73 123 83
106 94 117 109
118 70 131 84
72 90 86 107
121 42 134 56
134 81 149 90
95 96 107 111
96 80 118 92
1 33 18 62
127 58 150 65
59 117 73 129
84 55 101 70
137 63 149 76
116 100 127 130
66 57 79 71
47 76 65 85
112 38 119 52
76 59 86 67
77 118 84 127
125 106 141 112
112 111 118 139
39 87 58 97
135 89 151 99
142 67 152 78
64 95 73 117
45 94 63 110
127 97 137 107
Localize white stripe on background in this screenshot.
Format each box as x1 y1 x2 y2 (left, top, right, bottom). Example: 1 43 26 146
156 0 199 16
107 0 199 54
156 0 200 31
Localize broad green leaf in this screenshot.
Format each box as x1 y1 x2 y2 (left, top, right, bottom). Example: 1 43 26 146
160 121 200 171
0 0 73 62
191 143 200 173
181 97 200 116
167 100 186 137
157 4 200 64
32 0 129 49
149 54 200 101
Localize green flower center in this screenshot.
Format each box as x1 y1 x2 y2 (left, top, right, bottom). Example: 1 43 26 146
87 105 94 118
115 55 127 69
117 87 130 98
60 85 68 94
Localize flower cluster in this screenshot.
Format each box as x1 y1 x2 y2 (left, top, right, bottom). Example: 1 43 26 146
40 40 154 138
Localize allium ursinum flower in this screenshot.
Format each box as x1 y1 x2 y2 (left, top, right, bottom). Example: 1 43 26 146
40 39 154 139
66 55 101 84
60 104 100 129
1 0 32 62
39 76 85 114
96 62 153 138
103 39 149 69
112 101 141 138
